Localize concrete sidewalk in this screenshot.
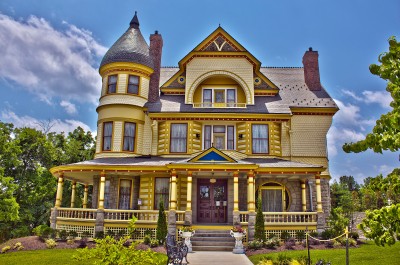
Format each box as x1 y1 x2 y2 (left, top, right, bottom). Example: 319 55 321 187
184 251 254 265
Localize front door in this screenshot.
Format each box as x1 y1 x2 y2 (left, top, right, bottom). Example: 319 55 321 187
197 179 227 223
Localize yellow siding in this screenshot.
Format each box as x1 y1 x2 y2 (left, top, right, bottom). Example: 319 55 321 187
158 122 167 155
192 122 202 152
142 115 152 155
291 115 332 157
98 105 145 123
281 121 291 157
185 58 254 104
136 123 144 154
118 74 128 93
95 152 140 158
112 121 123 152
98 94 148 108
139 175 152 210
236 122 247 153
95 124 102 154
177 176 188 210
101 76 107 96
151 120 158 156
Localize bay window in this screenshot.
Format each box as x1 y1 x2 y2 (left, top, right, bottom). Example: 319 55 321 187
107 75 117 93
102 122 113 151
127 75 139 94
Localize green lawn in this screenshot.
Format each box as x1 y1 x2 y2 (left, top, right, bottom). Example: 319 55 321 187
0 248 167 265
248 241 400 264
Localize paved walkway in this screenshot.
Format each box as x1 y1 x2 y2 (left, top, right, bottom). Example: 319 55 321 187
184 251 254 265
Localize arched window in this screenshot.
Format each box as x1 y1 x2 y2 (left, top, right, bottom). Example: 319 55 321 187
257 182 289 212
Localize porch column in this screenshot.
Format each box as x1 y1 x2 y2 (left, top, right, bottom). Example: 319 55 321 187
55 173 64 207
70 181 76 208
186 171 192 211
247 170 255 212
233 171 239 211
83 184 88 209
170 170 177 210
315 174 323 213
98 172 106 210
301 180 307 212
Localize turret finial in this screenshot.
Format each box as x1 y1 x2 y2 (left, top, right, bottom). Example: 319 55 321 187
130 11 140 29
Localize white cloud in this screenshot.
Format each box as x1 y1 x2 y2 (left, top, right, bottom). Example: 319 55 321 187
362 90 392 109
1 110 92 134
333 99 375 130
0 14 107 105
342 89 362 101
60 100 77 114
327 125 365 157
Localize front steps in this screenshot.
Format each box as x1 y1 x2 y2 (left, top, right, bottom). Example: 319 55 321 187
191 229 235 251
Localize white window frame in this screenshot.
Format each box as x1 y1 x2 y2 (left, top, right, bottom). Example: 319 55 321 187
201 86 237 107
202 124 236 150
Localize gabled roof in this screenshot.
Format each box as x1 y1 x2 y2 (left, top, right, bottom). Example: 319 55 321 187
100 12 153 69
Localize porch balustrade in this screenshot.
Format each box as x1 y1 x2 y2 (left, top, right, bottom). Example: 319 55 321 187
238 211 317 226
55 208 185 224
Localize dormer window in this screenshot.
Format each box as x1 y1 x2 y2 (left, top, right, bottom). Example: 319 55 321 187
202 87 236 107
107 75 117 93
127 75 139 94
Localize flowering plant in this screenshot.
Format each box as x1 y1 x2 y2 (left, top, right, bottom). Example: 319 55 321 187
180 226 194 232
231 225 244 233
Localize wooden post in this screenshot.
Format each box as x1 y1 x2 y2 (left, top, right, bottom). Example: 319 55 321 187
186 171 192 211
170 170 177 210
98 172 106 210
70 181 76 208
83 184 88 209
301 180 307 212
55 174 64 207
233 171 239 211
247 170 255 212
315 174 323 213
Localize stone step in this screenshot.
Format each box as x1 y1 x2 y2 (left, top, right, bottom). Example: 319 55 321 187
192 246 233 252
191 236 235 242
192 241 234 247
194 233 231 238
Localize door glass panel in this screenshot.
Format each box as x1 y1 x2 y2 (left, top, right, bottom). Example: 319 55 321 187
200 185 210 199
214 185 225 201
261 189 283 212
118 180 132 210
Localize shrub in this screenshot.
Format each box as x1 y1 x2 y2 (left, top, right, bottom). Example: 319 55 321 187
333 240 342 247
128 216 138 237
273 254 292 265
296 255 309 265
150 239 159 247
45 239 57 249
116 229 126 239
320 229 334 240
1 246 11 253
95 231 104 239
33 224 49 237
144 229 153 237
265 237 280 249
258 256 273 265
268 233 277 239
106 229 115 238
328 207 349 237
58 229 68 240
348 238 357 246
280 231 290 242
349 231 359 240
309 231 319 238
295 231 306 241
254 197 266 241
82 231 92 238
73 236 166 265
41 227 56 240
247 239 264 250
69 230 78 239
325 240 334 248
143 235 151 245
156 201 167 244
13 242 24 251
67 239 75 245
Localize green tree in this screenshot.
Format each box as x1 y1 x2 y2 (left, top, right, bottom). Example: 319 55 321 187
156 200 167 244
254 197 266 241
343 36 400 153
359 204 400 246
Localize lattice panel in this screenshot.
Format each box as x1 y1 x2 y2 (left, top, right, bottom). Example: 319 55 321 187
103 227 158 241
265 229 316 242
56 224 95 237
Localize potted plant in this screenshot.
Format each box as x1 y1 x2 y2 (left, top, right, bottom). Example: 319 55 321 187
230 225 246 253
179 226 195 238
230 225 245 237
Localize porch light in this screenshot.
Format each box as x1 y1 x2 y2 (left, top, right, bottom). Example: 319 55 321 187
210 178 216 183
137 198 142 206
223 200 227 207
216 201 221 207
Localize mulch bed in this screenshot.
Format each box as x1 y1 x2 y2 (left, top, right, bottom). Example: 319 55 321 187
0 236 166 254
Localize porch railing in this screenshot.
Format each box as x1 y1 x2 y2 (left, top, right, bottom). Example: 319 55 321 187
57 208 97 220
239 211 317 225
192 102 247 108
56 208 185 224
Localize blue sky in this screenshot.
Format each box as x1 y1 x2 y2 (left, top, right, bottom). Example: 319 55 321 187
0 0 399 184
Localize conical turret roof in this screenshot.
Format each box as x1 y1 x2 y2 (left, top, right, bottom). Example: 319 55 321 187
100 12 153 69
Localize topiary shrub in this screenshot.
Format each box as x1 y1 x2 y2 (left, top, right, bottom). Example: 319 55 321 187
143 235 151 245
280 231 290 242
95 231 104 239
247 239 264 250
321 229 334 240
349 231 359 241
295 231 306 241
58 230 68 241
13 242 24 251
265 237 280 249
45 239 57 249
1 246 11 253
68 230 78 239
156 200 167 244
254 197 267 241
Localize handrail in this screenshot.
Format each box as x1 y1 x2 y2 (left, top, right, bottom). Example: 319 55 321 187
238 211 317 225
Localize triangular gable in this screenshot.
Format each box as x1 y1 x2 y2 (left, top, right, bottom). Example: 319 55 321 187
189 147 237 163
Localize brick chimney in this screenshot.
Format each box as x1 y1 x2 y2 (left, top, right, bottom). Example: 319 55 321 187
302 47 321 91
148 31 163 102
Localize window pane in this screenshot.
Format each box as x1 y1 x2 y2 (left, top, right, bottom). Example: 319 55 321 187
261 189 283 212
252 124 269 153
204 125 212 149
227 126 234 150
213 125 225 133
155 178 169 210
103 122 113 151
104 180 111 209
127 75 139 94
118 180 132 210
170 124 187 153
227 89 235 107
215 90 225 103
203 89 212 107
108 75 117 93
123 122 136 151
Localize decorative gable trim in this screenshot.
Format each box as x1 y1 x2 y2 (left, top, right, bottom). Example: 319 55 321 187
188 147 237 163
